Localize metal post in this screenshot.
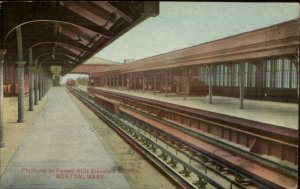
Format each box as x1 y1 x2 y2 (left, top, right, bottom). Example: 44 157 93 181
16 27 25 123
39 71 42 101
41 74 44 97
153 73 156 95
116 75 119 89
112 75 115 88
165 71 168 97
142 73 145 93
209 65 213 104
128 74 130 91
170 70 172 94
109 76 111 87
43 75 45 97
41 75 44 97
134 75 136 92
240 63 245 109
122 74 124 89
28 67 34 111
28 48 34 111
16 61 25 123
183 69 187 100
0 49 6 148
44 76 47 94
34 69 38 105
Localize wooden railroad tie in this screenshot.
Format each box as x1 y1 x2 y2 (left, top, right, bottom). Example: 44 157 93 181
132 133 139 139
167 158 178 168
235 175 252 186
215 164 230 174
149 144 157 152
198 156 214 165
179 167 191 177
193 177 207 188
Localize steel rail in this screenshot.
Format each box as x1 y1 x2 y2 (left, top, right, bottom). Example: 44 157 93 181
68 87 208 189
88 88 297 175
92 88 297 149
69 87 291 189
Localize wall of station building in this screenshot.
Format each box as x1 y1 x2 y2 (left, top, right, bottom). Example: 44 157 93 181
91 56 298 103
3 63 29 97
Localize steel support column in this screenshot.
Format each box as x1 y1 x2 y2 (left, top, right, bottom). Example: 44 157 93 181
128 74 130 91
239 63 245 109
28 67 34 111
34 69 38 105
209 65 213 104
183 69 187 100
116 75 119 89
133 75 136 92
16 27 25 123
122 74 124 88
165 71 168 97
0 49 6 148
153 73 156 95
39 71 42 101
109 76 111 87
42 75 45 97
41 75 44 97
112 75 115 88
142 73 145 93
44 76 47 95
28 48 34 111
16 60 25 123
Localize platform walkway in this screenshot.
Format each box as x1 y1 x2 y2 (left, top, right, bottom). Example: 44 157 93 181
0 87 131 189
93 87 298 130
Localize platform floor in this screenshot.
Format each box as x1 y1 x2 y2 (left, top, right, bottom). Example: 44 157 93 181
94 87 298 130
0 87 131 189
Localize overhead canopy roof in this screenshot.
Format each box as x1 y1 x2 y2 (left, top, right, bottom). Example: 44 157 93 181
0 1 159 75
91 19 299 76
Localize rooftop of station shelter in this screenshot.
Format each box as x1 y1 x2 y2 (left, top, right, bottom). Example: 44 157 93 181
84 86 298 130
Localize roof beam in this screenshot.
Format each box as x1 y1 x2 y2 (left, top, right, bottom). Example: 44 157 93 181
41 59 76 66
3 2 113 43
93 1 133 23
35 52 78 63
61 2 117 24
42 61 74 68
28 41 89 54
39 55 77 65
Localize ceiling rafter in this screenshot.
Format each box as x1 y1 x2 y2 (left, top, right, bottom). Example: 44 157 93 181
1 1 159 74
35 53 78 63
3 2 112 43
60 2 117 26
93 1 133 23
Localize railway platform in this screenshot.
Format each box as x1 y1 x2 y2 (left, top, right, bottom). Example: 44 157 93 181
92 87 298 130
0 87 175 189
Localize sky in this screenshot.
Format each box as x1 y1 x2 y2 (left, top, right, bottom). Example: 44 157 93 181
94 2 299 63
63 2 299 83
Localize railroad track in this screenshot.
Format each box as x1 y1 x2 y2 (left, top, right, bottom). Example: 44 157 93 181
88 87 297 177
68 87 296 189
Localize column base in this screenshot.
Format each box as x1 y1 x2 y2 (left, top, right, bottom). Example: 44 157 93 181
0 141 5 148
17 119 25 123
28 108 34 111
34 103 38 105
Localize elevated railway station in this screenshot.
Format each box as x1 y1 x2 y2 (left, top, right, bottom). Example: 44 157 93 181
0 2 299 189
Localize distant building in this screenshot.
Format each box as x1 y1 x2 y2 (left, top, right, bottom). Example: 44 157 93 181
83 57 121 65
123 59 135 64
